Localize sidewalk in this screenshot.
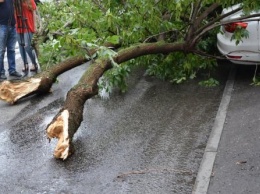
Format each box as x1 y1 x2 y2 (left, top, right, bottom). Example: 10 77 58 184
193 66 260 194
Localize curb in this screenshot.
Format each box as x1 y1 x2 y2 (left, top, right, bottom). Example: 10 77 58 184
192 66 236 194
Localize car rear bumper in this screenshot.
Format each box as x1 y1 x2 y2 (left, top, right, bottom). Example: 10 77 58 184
217 33 260 65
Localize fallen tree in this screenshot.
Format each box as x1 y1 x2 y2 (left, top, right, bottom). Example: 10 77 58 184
1 0 260 159
46 42 186 159
0 41 119 104
0 55 87 104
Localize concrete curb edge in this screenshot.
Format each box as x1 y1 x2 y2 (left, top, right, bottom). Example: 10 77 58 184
192 66 236 194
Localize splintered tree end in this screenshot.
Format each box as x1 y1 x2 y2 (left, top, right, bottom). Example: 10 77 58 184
47 109 72 160
0 78 42 104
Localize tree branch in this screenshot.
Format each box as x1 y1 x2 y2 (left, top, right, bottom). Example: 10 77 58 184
195 6 243 38
194 3 220 29
185 1 203 42
46 42 187 160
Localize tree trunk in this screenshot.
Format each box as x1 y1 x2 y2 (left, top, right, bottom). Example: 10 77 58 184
0 42 120 104
46 42 185 160
0 56 87 104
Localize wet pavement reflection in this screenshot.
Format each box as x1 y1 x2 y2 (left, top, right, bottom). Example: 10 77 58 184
0 64 230 193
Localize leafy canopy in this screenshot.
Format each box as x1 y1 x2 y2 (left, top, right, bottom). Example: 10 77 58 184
37 0 260 90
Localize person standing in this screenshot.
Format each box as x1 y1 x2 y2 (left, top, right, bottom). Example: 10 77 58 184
14 0 38 73
0 0 22 80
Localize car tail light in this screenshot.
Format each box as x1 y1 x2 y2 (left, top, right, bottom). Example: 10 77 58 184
224 22 248 33
227 55 242 59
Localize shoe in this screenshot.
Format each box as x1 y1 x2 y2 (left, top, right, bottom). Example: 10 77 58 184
22 64 29 72
9 71 22 77
0 74 7 80
30 64 38 72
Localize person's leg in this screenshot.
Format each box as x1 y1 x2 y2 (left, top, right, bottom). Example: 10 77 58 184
0 25 7 78
23 32 37 70
6 26 21 77
16 32 28 66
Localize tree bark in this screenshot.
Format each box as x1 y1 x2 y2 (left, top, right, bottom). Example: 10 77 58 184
46 41 186 160
0 55 87 104
0 41 120 104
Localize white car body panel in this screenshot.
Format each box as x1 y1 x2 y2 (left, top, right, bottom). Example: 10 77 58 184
217 4 260 65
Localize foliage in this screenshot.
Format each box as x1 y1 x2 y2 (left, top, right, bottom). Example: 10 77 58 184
36 0 260 91
144 52 217 84
231 27 249 45
197 27 219 55
251 65 260 86
199 78 219 87
251 76 260 86
98 64 131 97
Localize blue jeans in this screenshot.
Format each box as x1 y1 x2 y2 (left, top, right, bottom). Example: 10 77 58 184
0 25 17 74
16 32 37 65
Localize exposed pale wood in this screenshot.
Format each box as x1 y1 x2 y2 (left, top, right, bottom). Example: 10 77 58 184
47 109 70 160
0 78 41 104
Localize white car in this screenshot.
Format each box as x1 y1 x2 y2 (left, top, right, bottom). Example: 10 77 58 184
217 4 260 65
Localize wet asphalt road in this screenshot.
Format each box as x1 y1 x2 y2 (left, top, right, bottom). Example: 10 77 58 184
0 61 231 193
207 65 260 194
